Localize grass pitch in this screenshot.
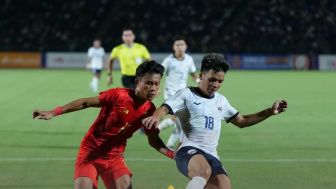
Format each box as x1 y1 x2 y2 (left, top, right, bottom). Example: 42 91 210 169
0 69 335 189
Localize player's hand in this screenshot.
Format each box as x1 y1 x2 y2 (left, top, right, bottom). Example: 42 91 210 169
106 76 113 86
271 100 288 115
32 110 54 120
165 149 175 159
142 116 160 129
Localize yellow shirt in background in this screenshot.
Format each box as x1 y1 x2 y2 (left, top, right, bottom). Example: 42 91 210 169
110 43 151 76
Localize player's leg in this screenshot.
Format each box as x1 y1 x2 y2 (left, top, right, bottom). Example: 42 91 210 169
74 163 99 189
74 177 95 189
166 125 179 148
186 154 211 189
206 174 231 189
158 117 176 130
101 175 132 189
101 157 133 189
175 147 211 189
90 69 99 93
205 153 231 189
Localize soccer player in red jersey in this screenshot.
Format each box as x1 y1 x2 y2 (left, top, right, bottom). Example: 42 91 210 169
33 60 174 189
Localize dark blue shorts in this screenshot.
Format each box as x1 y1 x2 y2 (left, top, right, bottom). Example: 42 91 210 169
91 69 102 74
175 146 228 178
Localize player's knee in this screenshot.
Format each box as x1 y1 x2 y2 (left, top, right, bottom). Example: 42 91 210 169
188 167 211 180
74 177 93 189
115 178 131 189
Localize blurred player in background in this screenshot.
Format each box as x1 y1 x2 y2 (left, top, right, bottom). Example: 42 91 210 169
87 39 105 93
33 61 174 189
107 28 151 89
143 53 288 189
158 36 199 149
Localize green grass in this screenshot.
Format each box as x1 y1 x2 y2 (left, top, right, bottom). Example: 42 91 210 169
0 69 335 189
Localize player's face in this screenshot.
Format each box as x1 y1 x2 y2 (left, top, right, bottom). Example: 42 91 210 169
122 30 135 44
199 70 225 96
173 40 187 57
93 40 101 48
135 73 162 101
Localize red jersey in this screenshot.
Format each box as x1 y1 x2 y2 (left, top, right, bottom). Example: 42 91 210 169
79 88 157 159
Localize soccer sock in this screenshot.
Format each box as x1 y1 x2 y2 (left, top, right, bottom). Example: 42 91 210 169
167 127 179 148
91 77 99 93
158 118 175 130
186 176 207 189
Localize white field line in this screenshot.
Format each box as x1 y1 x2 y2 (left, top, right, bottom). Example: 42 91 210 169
0 157 336 163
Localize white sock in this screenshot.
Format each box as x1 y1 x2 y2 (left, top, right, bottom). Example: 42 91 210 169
167 127 179 148
158 118 175 130
90 77 99 93
186 176 206 189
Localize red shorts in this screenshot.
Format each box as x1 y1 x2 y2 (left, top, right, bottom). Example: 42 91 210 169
74 153 132 188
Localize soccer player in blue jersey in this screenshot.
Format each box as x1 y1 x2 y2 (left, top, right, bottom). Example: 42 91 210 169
143 53 288 189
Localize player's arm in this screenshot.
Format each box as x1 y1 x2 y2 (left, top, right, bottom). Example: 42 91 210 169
190 72 200 83
142 105 170 129
33 97 101 120
230 100 287 128
106 57 116 85
142 45 151 61
146 132 174 159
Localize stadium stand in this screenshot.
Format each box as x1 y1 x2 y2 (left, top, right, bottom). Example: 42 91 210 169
1 0 335 53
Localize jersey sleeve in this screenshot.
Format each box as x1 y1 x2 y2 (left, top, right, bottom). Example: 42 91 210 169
220 96 239 123
161 57 169 69
163 88 188 114
141 45 151 60
110 46 119 59
87 48 93 57
189 57 197 73
99 88 117 106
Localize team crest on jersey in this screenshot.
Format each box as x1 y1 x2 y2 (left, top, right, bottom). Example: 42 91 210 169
218 107 222 111
187 149 197 155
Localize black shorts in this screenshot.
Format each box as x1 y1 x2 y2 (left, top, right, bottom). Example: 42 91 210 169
121 75 136 89
175 146 229 178
91 69 102 74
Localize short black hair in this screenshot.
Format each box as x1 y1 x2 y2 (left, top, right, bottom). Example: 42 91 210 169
136 60 165 79
173 36 186 43
122 27 134 33
200 53 229 73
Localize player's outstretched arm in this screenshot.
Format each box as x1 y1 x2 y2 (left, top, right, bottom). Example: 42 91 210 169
142 106 170 129
231 100 287 128
147 132 175 159
33 96 101 120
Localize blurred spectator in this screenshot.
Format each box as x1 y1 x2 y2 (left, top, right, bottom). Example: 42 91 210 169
1 0 335 53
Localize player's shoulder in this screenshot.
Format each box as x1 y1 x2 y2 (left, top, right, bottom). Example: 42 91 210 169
214 92 230 103
176 87 193 97
101 87 129 97
112 44 124 51
134 43 147 49
184 53 193 59
163 54 174 61
184 54 195 62
147 101 157 110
